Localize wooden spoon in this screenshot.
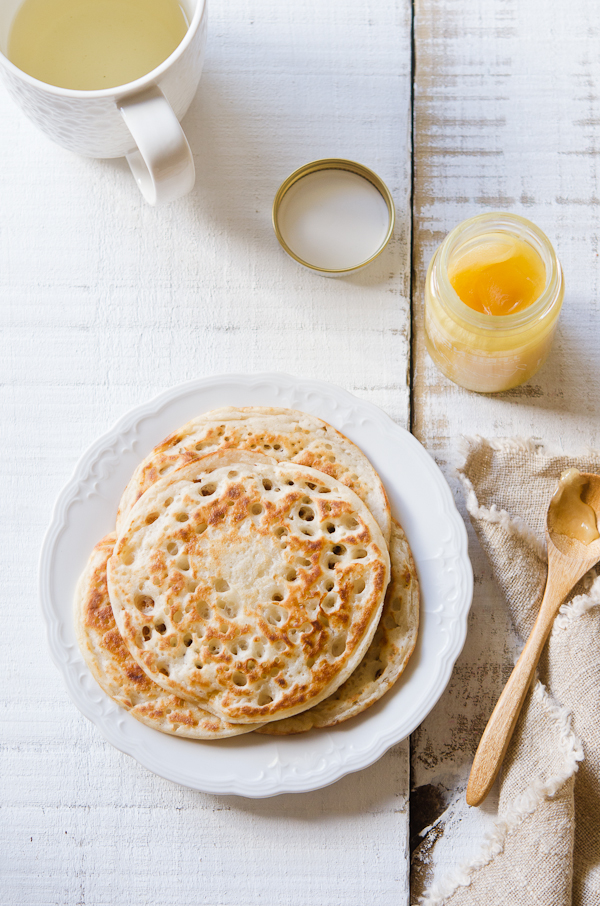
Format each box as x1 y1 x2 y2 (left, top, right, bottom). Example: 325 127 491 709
466 472 600 807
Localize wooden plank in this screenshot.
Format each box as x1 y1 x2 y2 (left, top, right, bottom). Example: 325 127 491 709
411 0 600 897
0 1 413 904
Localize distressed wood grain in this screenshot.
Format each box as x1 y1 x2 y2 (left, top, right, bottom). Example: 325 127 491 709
411 0 600 898
0 1 412 904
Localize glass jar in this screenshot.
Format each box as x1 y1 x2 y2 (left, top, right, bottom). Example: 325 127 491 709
424 212 565 393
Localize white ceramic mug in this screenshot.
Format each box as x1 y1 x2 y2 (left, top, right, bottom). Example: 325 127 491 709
0 0 207 204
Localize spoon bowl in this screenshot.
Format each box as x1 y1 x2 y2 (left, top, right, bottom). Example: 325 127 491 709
547 472 600 557
466 472 600 807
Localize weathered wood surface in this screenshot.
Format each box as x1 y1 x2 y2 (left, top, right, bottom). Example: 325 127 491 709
411 0 600 898
0 1 412 904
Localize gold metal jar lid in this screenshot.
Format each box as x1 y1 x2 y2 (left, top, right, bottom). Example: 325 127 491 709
272 158 395 276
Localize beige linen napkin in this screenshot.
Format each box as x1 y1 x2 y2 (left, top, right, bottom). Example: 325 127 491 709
418 438 600 906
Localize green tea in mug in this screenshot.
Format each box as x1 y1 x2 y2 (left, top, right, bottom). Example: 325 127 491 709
8 0 189 90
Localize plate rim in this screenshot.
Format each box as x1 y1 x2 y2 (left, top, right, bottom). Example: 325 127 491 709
39 372 472 797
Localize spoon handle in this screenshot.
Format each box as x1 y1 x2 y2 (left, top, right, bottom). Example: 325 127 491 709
465 592 559 807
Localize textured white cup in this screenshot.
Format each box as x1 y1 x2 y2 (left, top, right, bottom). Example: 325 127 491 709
0 0 207 204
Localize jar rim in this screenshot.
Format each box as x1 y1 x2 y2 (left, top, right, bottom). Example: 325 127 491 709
435 212 563 332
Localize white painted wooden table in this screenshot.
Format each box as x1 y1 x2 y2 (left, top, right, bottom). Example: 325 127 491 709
3 0 600 903
1 2 413 904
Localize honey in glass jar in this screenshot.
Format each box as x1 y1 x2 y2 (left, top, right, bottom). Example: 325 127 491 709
424 213 564 392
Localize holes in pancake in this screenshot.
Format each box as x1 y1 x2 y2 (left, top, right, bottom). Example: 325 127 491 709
274 640 287 653
324 579 334 592
286 568 297 582
218 600 238 620
232 671 247 687
195 522 208 535
354 577 366 594
175 512 189 523
331 634 347 658
134 594 154 614
164 497 173 507
306 657 315 669
201 483 217 497
305 482 316 491
327 556 340 570
142 626 152 641
196 601 210 620
207 639 221 655
183 633 193 647
169 636 177 647
350 473 359 481
351 548 368 560
229 638 248 656
155 622 167 634
300 527 314 536
327 454 335 463
194 442 207 452
120 547 135 566
318 487 330 494
187 578 198 593
214 578 229 593
298 506 314 521
246 658 257 671
332 544 346 557
324 522 336 534
271 590 284 602
265 605 288 626
322 594 338 614
288 628 299 644
159 464 173 475
274 527 289 539
373 662 386 681
253 641 265 658
257 689 273 706
296 556 310 568
251 503 263 516
145 512 159 525
343 516 359 530
166 541 179 556
218 620 228 634
262 478 273 491
300 622 312 634
172 609 183 624
176 555 190 571
286 480 294 486
158 666 170 676
195 661 203 669
227 471 238 478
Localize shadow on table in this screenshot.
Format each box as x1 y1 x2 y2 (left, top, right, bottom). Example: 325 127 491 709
490 319 600 422
212 744 408 820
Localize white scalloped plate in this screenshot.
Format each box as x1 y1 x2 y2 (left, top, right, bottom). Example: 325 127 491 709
39 373 472 797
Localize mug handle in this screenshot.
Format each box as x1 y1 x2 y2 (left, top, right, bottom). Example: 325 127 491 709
118 86 195 205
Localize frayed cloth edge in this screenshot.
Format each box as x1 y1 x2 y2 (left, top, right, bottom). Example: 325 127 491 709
555 572 600 628
456 468 547 563
456 435 600 461
416 682 583 906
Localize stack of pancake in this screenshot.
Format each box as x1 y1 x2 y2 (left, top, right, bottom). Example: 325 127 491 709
75 408 419 740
